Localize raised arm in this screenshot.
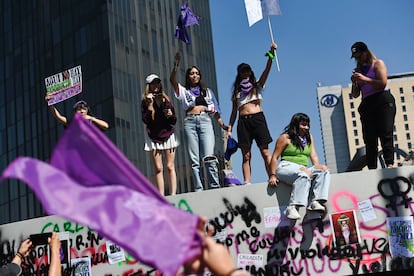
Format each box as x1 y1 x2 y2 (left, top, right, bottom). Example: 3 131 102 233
169 52 180 96
45 95 68 125
257 42 277 88
48 232 62 276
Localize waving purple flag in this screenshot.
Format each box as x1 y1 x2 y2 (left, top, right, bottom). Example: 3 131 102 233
1 114 202 276
175 2 201 44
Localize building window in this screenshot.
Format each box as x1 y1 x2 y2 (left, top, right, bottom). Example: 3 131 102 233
394 135 398 141
405 124 409 131
403 114 408 121
406 133 411 140
350 102 354 109
353 129 358 136
408 142 412 149
351 111 355 118
349 93 353 100
412 86 414 93
352 120 357 127
401 96 405 103
402 105 406 112
355 139 359 146
399 87 404 94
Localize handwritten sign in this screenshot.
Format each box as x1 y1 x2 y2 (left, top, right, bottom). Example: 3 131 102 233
45 65 82 105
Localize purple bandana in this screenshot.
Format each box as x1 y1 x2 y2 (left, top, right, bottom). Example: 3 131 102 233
299 136 307 148
189 86 201 97
240 79 253 95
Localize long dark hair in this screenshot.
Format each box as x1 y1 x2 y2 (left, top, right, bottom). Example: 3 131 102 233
283 113 311 150
184 66 208 97
231 63 257 101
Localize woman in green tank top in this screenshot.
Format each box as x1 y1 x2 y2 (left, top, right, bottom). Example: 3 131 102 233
268 113 330 220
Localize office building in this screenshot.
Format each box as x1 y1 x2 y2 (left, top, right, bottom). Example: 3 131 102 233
317 72 414 173
0 0 222 224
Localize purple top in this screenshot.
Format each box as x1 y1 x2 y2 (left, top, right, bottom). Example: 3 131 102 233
141 98 177 143
358 61 386 99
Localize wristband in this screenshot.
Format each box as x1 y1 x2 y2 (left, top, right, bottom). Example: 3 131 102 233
16 252 24 259
265 51 275 60
270 173 277 177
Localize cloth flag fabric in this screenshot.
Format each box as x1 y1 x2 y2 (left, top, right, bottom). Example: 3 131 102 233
244 0 281 26
1 114 202 276
224 137 238 161
175 2 201 44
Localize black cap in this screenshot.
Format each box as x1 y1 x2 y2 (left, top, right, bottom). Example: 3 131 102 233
351 42 368 58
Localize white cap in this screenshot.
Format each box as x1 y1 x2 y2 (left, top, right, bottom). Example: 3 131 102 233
145 74 161 84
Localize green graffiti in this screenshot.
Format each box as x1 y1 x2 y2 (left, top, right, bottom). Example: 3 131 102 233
41 221 92 234
177 199 193 213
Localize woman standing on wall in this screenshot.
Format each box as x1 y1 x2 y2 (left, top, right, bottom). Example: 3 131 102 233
170 53 229 192
142 74 178 195
350 41 396 169
227 42 277 185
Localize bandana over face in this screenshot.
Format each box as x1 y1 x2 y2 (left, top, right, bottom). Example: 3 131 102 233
240 79 253 95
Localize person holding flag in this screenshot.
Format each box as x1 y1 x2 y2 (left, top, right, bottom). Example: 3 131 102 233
227 42 277 185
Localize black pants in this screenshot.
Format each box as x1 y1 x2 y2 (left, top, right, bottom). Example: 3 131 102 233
358 90 396 169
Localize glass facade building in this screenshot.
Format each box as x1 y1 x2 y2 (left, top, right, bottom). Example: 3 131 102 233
0 0 223 224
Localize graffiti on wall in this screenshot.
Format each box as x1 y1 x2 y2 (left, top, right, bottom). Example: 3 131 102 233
1 173 414 275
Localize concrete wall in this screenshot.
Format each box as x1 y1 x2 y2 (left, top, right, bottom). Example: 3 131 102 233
1 166 414 275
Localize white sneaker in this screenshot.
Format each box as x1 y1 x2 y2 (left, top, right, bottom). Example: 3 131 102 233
307 201 325 212
285 206 300 220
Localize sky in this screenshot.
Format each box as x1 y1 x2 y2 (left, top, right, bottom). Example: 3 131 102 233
208 0 414 184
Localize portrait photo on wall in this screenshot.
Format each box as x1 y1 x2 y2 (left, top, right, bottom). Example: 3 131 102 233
329 210 361 247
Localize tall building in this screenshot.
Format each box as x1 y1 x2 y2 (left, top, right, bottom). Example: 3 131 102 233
317 72 414 173
0 0 223 224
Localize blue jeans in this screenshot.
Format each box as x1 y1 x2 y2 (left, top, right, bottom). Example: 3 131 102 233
184 113 220 191
277 160 330 206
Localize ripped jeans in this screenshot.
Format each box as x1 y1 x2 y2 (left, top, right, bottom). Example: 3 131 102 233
184 113 220 191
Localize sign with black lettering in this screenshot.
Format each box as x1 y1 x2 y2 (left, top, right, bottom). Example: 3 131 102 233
45 65 82 105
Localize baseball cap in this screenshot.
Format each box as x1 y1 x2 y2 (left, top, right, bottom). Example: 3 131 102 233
351 42 368 58
146 74 161 84
73 100 89 110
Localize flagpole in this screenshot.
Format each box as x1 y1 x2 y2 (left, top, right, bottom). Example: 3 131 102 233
267 16 280 72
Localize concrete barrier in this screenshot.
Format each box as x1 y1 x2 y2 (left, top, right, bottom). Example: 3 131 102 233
1 166 414 275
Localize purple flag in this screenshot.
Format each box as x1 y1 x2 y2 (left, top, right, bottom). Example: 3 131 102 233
175 2 201 44
1 114 202 276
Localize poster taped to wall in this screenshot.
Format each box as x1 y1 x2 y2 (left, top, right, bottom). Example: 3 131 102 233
387 216 414 257
45 65 82 105
329 210 361 247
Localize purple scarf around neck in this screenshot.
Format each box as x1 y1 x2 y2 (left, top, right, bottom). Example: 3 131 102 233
299 135 307 148
189 86 201 97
